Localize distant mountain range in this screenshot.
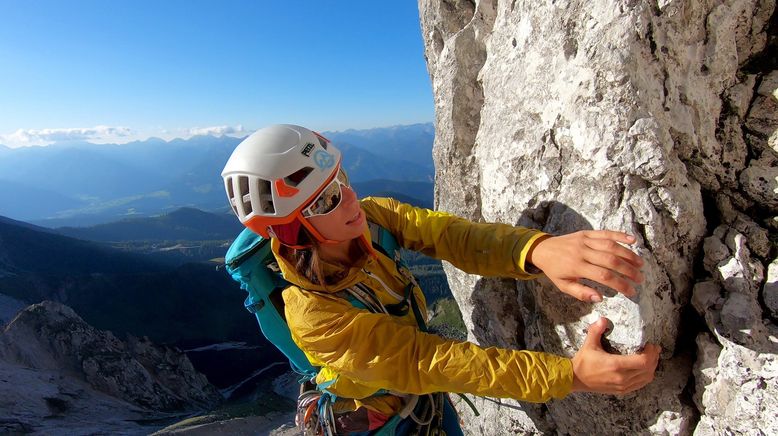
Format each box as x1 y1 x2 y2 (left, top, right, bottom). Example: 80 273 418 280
0 123 434 226
0 215 162 280
54 208 244 265
0 214 261 346
326 123 435 177
57 207 244 242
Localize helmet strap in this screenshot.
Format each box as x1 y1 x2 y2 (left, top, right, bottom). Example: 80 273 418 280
298 214 342 245
274 215 354 249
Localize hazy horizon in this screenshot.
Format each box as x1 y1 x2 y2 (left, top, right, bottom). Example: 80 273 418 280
0 121 435 149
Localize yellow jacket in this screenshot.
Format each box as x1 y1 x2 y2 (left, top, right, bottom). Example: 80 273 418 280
275 197 573 414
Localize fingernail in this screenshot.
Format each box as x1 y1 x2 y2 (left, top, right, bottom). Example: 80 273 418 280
626 234 636 242
590 294 603 303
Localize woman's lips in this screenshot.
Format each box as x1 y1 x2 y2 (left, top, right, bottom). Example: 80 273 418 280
346 209 364 225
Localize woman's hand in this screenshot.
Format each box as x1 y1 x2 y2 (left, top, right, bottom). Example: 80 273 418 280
572 318 661 394
527 230 644 302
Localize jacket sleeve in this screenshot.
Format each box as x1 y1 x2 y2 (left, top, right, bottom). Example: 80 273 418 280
284 287 573 402
360 197 547 279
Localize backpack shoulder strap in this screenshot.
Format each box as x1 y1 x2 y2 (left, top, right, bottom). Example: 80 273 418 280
367 221 401 262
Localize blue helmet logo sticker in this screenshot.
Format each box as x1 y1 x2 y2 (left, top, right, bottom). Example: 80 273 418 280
313 150 335 170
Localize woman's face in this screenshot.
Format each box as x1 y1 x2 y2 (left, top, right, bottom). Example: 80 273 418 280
305 183 366 242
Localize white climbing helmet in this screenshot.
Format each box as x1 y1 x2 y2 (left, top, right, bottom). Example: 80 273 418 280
221 124 342 241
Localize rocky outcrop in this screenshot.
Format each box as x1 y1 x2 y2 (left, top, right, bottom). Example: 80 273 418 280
0 301 222 434
419 0 776 434
691 225 778 434
0 358 158 435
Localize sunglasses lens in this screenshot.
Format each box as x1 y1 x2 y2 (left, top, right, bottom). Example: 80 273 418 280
307 178 342 215
303 168 352 217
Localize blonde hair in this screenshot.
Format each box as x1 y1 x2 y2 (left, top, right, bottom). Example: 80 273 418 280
278 227 369 286
278 227 326 285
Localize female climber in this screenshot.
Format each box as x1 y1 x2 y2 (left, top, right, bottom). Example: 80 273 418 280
221 124 661 435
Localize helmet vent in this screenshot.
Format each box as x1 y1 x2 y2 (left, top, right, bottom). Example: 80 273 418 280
238 176 253 215
226 177 239 216
284 167 313 187
256 179 275 213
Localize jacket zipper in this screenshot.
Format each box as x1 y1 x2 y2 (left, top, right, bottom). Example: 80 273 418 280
362 269 404 302
228 241 266 269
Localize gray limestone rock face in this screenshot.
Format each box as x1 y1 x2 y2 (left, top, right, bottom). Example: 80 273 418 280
767 259 778 318
419 0 777 434
693 219 778 436
739 72 778 211
693 331 778 435
450 395 552 435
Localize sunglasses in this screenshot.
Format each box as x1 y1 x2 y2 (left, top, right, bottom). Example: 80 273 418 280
302 168 351 217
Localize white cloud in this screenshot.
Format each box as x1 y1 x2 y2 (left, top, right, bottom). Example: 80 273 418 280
0 124 251 148
1 125 133 148
188 124 245 137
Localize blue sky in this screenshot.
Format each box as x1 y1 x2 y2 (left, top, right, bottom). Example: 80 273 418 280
0 1 433 147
